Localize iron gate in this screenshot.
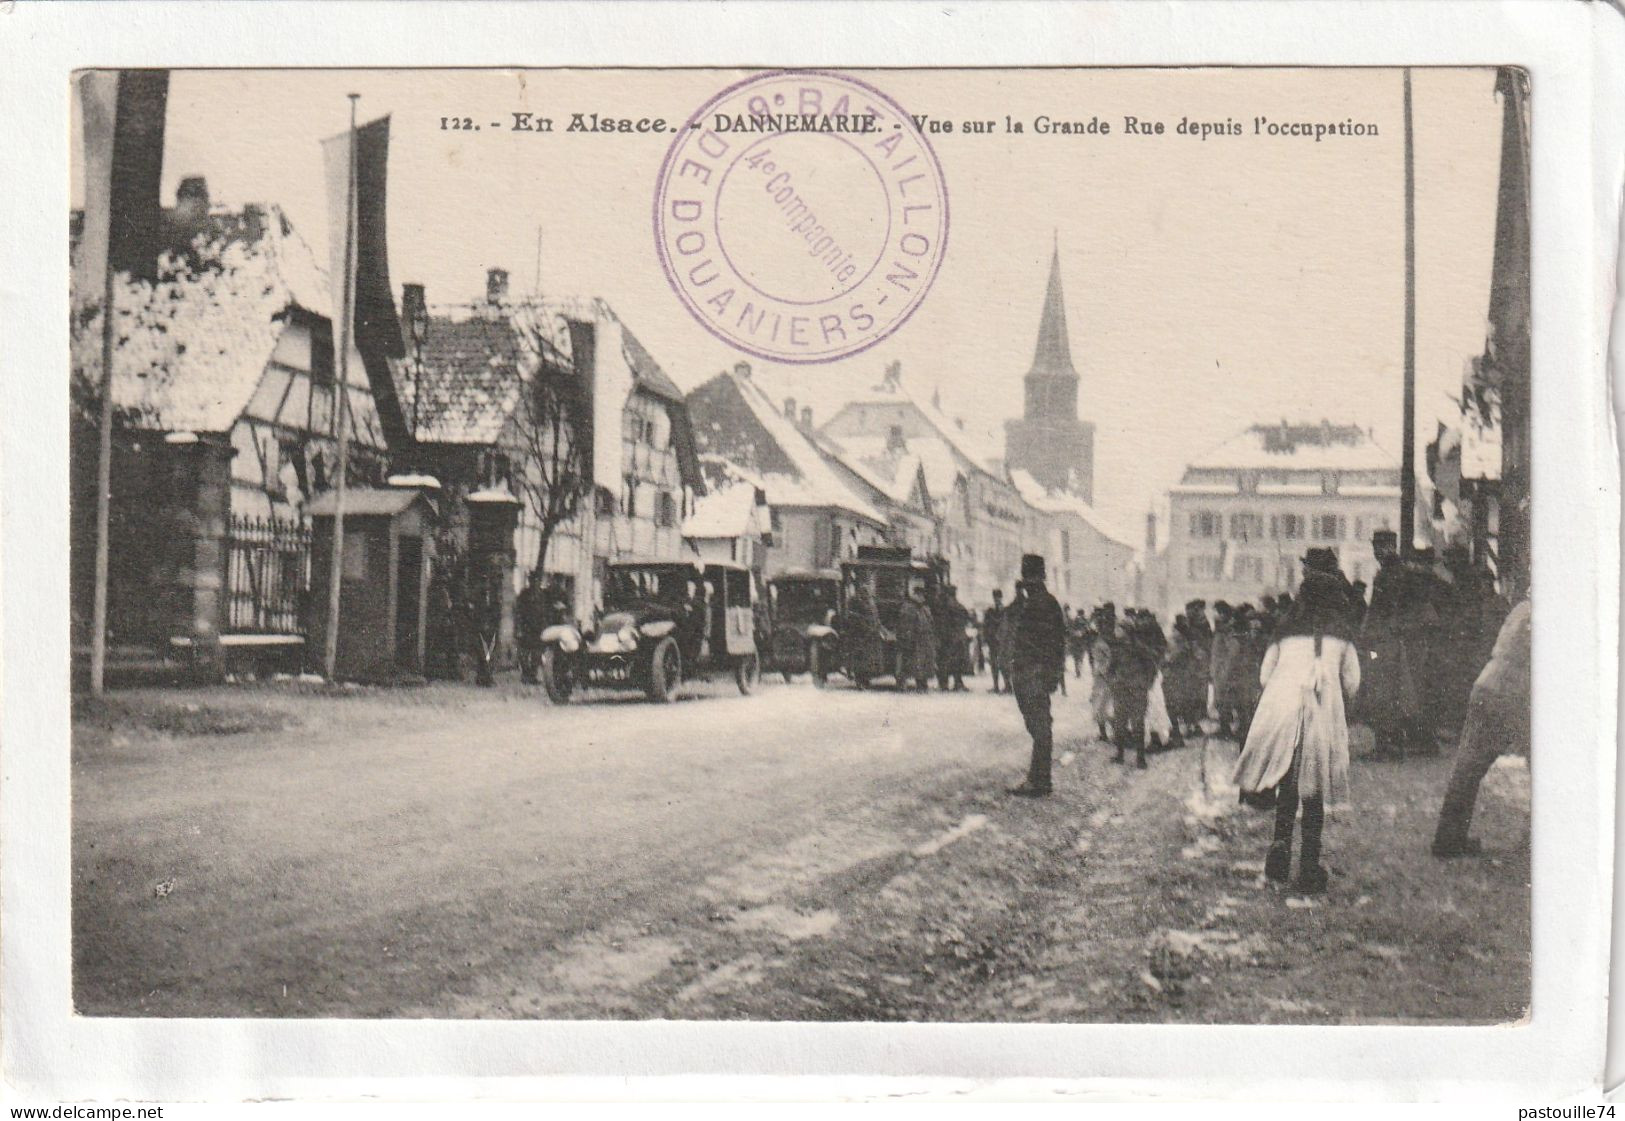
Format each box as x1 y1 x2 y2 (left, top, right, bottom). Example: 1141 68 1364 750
226 514 311 634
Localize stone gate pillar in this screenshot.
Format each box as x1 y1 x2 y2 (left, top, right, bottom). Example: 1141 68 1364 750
162 432 234 682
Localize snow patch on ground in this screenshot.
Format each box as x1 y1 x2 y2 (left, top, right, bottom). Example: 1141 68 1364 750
730 904 840 941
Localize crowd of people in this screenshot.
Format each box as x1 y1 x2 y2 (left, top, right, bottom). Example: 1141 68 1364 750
995 529 1531 899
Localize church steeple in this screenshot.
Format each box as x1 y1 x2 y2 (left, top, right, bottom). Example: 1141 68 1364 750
1005 241 1095 501
1025 244 1079 418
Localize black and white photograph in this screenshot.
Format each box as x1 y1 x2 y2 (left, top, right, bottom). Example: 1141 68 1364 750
64 64 1535 1024
3 2 1618 1102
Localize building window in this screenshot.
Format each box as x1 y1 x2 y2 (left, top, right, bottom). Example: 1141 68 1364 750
1189 511 1220 538
656 490 677 528
1313 514 1345 541
1274 513 1305 541
1229 512 1263 541
480 450 511 490
594 486 615 517
310 320 335 386
830 521 843 560
1234 555 1264 582
1187 555 1222 580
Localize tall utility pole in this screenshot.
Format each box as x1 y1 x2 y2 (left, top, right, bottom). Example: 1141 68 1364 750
322 93 360 681
90 187 118 696
1399 68 1418 556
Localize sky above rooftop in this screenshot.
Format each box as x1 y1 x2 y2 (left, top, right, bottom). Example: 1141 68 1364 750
72 67 1506 543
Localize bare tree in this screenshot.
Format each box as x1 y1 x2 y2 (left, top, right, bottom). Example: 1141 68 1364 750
511 319 590 579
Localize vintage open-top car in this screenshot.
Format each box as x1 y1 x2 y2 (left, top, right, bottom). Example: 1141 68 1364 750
538 558 761 703
765 568 841 684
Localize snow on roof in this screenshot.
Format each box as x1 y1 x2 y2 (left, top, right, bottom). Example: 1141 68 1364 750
1187 421 1399 473
1171 482 1241 496
307 486 430 517
817 430 962 500
812 432 925 506
69 203 339 433
1008 468 1138 550
1257 483 1323 497
682 481 764 540
832 367 1006 478
727 374 885 523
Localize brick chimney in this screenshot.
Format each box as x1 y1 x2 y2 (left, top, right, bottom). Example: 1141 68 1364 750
783 396 796 420
886 424 908 455
170 175 211 244
733 360 752 380
486 267 509 305
401 282 428 349
800 405 813 430
1145 511 1158 551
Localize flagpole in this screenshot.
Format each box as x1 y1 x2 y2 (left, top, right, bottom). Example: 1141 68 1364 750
323 93 360 681
1399 68 1417 557
90 164 118 696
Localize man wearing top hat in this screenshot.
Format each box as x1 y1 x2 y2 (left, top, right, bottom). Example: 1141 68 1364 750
1008 553 1068 798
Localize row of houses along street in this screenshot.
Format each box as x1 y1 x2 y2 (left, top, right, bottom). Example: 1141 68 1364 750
70 179 1144 684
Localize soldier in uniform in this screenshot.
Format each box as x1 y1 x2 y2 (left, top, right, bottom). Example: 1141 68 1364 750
1209 601 1243 738
841 577 883 690
1358 529 1429 757
898 583 937 693
515 570 545 684
1007 555 1068 797
984 589 1008 694
935 584 971 692
1108 610 1158 768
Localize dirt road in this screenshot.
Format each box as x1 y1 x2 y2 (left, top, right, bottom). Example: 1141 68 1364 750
72 677 1529 1021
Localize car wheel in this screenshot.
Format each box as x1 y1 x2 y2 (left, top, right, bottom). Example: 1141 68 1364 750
735 651 761 695
539 647 574 704
646 637 681 703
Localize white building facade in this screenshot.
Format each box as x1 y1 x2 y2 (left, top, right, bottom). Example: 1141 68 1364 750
1162 421 1400 618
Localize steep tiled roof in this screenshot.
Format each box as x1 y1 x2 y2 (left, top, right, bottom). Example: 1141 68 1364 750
68 203 344 433
395 298 688 452
395 311 534 445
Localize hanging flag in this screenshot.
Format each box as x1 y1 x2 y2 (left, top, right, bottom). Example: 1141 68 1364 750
321 114 404 396
76 69 169 303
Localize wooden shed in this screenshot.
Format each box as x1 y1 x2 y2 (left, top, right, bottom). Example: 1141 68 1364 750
306 487 438 681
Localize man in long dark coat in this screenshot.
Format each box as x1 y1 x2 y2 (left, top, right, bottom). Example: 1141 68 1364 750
1209 601 1243 738
1358 529 1430 756
841 579 883 689
897 585 937 692
1109 612 1158 768
935 584 971 691
515 570 545 684
1008 554 1068 797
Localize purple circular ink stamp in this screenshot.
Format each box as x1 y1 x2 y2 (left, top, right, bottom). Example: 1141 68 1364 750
654 70 949 365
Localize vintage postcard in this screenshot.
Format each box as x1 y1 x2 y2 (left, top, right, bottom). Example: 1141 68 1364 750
3 0 1619 1105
